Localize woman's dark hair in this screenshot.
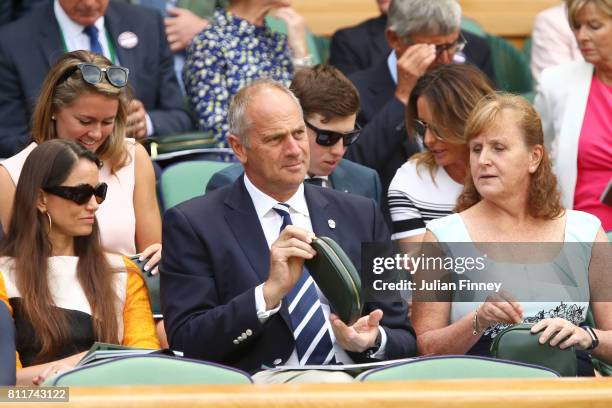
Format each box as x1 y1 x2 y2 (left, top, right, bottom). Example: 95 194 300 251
0 139 120 363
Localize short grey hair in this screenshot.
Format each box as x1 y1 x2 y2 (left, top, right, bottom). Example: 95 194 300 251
387 0 462 37
228 78 302 147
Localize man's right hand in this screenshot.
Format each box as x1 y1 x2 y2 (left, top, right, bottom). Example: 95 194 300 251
262 225 316 310
394 44 437 104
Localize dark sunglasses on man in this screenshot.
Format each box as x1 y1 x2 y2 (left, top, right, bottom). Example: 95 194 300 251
60 63 129 88
44 182 108 205
305 121 361 147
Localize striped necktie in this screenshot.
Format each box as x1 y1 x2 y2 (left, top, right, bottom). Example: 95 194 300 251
83 25 103 55
272 203 336 365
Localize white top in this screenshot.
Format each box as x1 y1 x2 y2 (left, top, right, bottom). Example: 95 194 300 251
427 210 601 337
388 161 463 240
243 174 387 365
1 141 137 255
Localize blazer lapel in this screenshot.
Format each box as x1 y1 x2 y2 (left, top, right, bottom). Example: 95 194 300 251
305 185 340 244
224 177 292 326
39 4 65 67
557 62 594 207
329 161 351 194
104 3 138 69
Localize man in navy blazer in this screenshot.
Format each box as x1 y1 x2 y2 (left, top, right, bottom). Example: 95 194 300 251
160 79 416 380
0 0 193 157
206 65 383 208
343 0 494 196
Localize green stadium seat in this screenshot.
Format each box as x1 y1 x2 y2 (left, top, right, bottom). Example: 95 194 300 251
461 16 487 38
357 355 560 381
44 355 252 386
160 160 232 210
486 34 533 94
265 15 323 65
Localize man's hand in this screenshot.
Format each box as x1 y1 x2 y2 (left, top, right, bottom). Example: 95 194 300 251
330 309 383 353
270 7 308 58
126 99 148 141
262 225 316 310
394 44 436 104
165 7 209 52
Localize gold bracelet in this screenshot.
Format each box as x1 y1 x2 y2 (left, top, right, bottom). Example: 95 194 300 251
472 305 481 335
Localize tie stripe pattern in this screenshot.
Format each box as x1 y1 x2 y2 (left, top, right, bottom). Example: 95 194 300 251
83 25 104 55
272 203 336 365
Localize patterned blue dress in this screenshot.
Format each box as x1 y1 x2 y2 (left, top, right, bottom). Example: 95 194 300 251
184 8 294 147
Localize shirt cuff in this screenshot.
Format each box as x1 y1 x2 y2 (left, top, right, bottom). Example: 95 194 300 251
145 113 154 137
254 283 282 323
369 326 388 360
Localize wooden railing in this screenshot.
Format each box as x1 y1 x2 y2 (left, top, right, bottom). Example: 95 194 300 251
13 378 612 408
293 0 561 46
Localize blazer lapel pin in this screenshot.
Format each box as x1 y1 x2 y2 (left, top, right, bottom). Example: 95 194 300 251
328 219 336 229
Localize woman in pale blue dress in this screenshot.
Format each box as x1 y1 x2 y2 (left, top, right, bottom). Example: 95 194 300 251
411 93 610 376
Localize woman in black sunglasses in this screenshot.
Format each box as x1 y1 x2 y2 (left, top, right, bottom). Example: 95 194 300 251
0 140 159 385
0 50 162 282
387 64 494 243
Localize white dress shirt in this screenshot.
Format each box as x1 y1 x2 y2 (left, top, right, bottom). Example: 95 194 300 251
244 174 387 366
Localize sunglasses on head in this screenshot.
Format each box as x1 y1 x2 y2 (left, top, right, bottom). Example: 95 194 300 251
305 121 361 147
60 63 129 88
44 182 108 205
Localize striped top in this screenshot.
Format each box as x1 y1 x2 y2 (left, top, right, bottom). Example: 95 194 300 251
0 254 160 368
388 161 463 240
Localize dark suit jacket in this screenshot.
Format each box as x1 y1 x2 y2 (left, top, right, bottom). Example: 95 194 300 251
0 1 193 157
160 177 416 374
329 14 388 76
205 159 383 206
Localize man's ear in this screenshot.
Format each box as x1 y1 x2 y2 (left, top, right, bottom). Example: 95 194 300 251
36 190 48 213
228 134 247 165
529 144 544 174
385 28 401 52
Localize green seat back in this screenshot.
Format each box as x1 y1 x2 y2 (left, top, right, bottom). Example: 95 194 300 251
460 16 486 38
523 37 533 67
486 34 533 94
160 160 232 210
357 356 559 381
607 231 612 241
265 15 323 65
314 35 331 64
45 355 252 386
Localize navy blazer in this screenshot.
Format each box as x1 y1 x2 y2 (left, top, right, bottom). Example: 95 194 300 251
0 1 193 157
160 177 416 374
329 14 388 76
205 159 383 206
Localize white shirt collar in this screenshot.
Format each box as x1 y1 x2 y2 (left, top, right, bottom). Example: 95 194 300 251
243 174 309 219
54 0 105 41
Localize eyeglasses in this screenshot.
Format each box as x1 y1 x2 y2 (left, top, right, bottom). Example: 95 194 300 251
414 119 445 141
44 182 108 205
401 33 468 57
305 121 361 147
60 63 129 88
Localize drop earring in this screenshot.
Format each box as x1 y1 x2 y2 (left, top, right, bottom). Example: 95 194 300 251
45 212 52 233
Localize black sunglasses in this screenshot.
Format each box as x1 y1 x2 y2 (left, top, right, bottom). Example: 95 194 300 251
60 63 129 88
305 121 361 147
44 182 108 205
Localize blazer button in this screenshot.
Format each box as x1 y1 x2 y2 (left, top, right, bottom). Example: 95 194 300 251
246 329 253 336
233 339 239 345
273 358 282 365
240 333 247 340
